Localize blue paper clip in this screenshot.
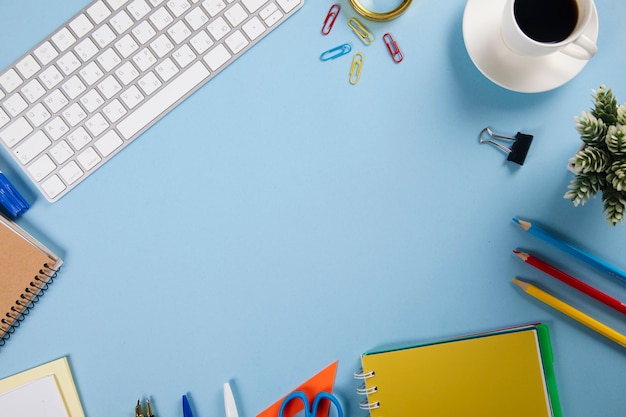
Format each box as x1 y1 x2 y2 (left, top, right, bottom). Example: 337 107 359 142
349 52 364 85
320 43 352 61
348 17 374 45
322 4 340 35
383 33 403 63
0 171 29 216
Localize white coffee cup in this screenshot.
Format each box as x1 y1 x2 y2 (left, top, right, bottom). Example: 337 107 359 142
501 0 597 60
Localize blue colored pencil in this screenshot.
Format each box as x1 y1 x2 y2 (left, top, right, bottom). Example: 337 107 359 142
513 217 626 285
0 170 29 216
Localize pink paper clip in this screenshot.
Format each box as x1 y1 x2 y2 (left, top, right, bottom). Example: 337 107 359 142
322 4 341 35
383 33 403 63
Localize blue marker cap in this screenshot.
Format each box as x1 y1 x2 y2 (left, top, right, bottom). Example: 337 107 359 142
182 395 194 417
0 172 29 216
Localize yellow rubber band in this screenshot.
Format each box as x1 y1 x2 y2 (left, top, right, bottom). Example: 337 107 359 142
348 0 413 21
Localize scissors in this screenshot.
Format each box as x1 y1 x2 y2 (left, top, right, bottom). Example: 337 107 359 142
279 391 343 417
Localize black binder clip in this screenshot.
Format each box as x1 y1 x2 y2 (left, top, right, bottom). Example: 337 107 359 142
479 127 533 165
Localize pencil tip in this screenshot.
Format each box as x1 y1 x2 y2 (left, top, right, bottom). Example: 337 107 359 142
512 277 529 290
513 249 528 260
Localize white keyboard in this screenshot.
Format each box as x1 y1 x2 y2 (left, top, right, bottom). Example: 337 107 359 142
0 0 303 202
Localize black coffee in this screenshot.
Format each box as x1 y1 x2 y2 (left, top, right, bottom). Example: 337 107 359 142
513 0 579 43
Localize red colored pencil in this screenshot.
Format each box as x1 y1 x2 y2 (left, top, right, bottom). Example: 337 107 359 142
513 250 626 315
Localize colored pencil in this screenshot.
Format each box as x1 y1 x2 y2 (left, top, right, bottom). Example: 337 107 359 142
512 217 626 284
514 250 626 315
513 278 626 348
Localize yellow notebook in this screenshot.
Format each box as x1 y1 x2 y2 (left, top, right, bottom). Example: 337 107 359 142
0 357 85 417
355 324 561 417
0 213 62 346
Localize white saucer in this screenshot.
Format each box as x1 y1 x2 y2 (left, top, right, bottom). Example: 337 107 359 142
462 0 598 93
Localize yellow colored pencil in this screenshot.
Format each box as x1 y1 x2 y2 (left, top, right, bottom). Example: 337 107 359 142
513 278 626 348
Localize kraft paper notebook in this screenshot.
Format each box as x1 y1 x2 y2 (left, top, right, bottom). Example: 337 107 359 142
0 212 62 346
0 357 85 417
355 323 561 417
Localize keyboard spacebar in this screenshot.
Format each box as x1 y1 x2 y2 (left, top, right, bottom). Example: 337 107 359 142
117 61 210 140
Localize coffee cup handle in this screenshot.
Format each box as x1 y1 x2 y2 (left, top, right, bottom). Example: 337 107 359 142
561 34 597 60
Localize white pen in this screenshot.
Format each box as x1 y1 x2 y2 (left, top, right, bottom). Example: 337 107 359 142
224 382 239 417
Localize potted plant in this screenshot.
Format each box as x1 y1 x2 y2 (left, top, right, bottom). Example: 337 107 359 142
565 85 626 226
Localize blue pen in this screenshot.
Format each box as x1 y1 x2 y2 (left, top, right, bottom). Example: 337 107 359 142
0 170 29 216
183 395 194 417
513 217 626 284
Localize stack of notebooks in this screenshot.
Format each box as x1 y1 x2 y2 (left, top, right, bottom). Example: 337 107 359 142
0 357 85 417
355 323 561 417
0 212 62 346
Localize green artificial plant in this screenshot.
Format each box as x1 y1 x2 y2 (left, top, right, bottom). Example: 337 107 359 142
565 85 626 226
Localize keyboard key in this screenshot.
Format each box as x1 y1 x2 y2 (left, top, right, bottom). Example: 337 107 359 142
110 10 134 34
185 7 209 30
80 89 105 112
28 154 56 181
224 3 247 26
14 130 51 164
117 60 209 139
167 0 191 17
60 160 84 184
0 108 9 129
16 55 41 79
172 44 196 68
120 85 144 108
242 16 265 40
68 127 92 151
103 99 127 122
50 140 75 164
69 14 95 38
39 66 64 89
208 17 230 40
85 113 110 136
155 58 178 82
79 62 105 85
87 0 113 24
97 75 122 98
138 71 162 95
150 34 174 58
95 130 123 156
276 0 298 12
77 147 102 170
149 7 174 30
57 51 81 75
115 34 140 57
25 103 51 127
241 0 267 13
115 61 140 85
97 48 122 72
132 21 157 44
33 41 59 66
0 69 23 93
106 0 130 10
190 31 214 54
62 75 87 99
203 0 226 16
51 27 76 51
225 30 248 54
44 117 69 140
22 79 47 103
44 89 70 113
75 38 100 62
4 93 28 117
93 24 118 48
62 103 87 126
0 117 33 147
41 175 66 199
204 44 231 70
167 20 192 44
128 0 152 20
133 48 157 71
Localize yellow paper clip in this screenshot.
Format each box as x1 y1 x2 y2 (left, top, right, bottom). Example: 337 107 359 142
348 17 373 45
349 52 364 85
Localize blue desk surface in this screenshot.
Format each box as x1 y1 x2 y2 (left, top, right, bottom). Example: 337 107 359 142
1 1 625 416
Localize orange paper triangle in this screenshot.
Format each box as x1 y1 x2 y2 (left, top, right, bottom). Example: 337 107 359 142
256 361 338 417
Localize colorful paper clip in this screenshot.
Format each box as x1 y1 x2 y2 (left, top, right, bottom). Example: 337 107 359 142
322 4 340 35
320 43 352 61
383 33 403 63
349 52 364 85
348 17 374 45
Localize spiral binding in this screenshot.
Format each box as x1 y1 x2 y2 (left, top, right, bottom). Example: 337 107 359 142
354 368 380 413
0 263 60 347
